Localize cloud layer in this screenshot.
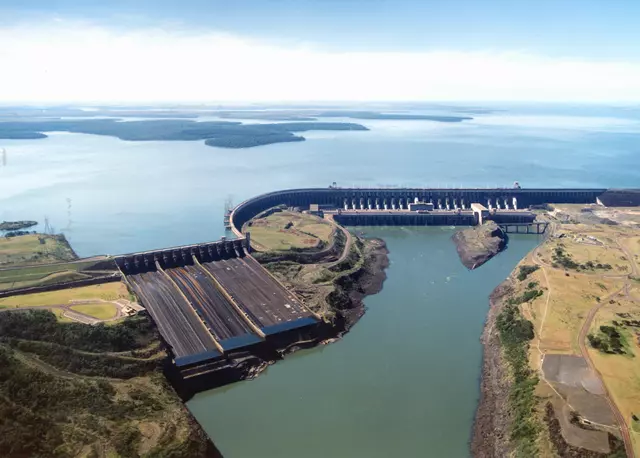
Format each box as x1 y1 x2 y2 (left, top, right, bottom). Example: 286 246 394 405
2 20 640 103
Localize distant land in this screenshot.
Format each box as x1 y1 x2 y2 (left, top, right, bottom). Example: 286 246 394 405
0 105 484 122
0 105 477 148
213 110 473 122
0 119 368 149
0 220 38 231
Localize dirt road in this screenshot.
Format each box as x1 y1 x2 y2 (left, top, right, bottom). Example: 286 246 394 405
532 223 635 457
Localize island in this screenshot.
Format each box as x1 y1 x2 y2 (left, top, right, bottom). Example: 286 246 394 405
0 119 368 149
0 220 38 231
451 221 507 269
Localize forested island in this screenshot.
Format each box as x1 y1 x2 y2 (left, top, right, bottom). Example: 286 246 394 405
0 119 367 148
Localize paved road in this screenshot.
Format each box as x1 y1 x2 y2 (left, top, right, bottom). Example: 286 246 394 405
324 218 353 268
578 282 633 458
0 301 123 324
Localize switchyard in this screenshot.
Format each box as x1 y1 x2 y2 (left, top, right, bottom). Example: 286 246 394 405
117 237 319 370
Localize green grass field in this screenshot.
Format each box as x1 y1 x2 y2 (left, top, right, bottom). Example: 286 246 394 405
0 283 130 308
248 210 334 251
0 234 77 267
70 303 119 320
0 233 117 292
0 260 109 291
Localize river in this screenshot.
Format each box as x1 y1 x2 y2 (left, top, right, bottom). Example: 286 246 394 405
188 228 540 457
0 105 639 457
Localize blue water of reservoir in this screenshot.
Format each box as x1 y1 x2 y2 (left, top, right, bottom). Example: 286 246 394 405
1 104 639 456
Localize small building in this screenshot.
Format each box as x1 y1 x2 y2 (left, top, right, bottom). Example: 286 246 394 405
408 202 434 212
308 203 323 217
471 203 490 225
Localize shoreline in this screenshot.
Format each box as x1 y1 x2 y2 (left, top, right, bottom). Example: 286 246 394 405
471 279 515 457
175 237 390 402
472 229 552 456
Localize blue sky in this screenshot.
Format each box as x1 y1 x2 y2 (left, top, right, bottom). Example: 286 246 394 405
5 0 640 58
2 0 640 103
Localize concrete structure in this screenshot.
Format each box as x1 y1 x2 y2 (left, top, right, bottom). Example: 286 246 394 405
229 187 613 236
117 237 319 369
408 202 434 212
471 203 489 225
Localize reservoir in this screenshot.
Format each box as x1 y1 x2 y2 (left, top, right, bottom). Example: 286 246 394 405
0 106 637 456
188 227 541 457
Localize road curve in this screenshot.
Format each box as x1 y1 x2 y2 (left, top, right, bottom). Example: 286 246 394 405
533 223 634 457
578 284 634 458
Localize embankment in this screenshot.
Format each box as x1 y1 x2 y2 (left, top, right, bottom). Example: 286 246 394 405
324 237 389 331
472 281 516 457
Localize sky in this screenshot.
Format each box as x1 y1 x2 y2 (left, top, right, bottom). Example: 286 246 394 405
2 0 640 104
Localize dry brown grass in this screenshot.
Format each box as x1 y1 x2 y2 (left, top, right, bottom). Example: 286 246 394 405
516 209 640 455
587 296 640 453
248 210 334 251
517 252 621 356
0 234 76 267
0 282 129 308
537 234 631 274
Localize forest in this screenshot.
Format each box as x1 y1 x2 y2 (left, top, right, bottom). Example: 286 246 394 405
0 310 214 457
0 118 367 148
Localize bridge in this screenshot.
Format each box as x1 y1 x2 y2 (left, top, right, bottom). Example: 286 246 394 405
228 187 634 236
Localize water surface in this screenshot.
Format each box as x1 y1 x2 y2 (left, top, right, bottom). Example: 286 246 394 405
0 105 638 456
1 106 639 256
188 228 540 458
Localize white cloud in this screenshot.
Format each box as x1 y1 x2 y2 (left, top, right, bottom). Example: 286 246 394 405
1 20 640 103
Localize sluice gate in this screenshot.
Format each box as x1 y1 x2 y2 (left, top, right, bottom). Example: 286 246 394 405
117 237 319 370
229 187 611 235
333 212 476 226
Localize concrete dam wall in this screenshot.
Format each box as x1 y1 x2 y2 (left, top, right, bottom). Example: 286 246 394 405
230 187 609 234
115 238 250 272
116 237 319 370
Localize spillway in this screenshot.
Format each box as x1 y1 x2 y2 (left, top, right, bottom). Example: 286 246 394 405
128 271 221 363
202 256 316 335
165 265 262 351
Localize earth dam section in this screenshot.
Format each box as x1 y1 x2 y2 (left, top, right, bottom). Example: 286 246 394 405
188 227 541 458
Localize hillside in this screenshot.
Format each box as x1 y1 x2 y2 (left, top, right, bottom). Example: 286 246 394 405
0 310 216 457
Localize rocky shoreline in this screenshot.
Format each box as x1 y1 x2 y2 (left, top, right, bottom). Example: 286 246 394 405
328 237 389 331
471 280 515 458
452 221 507 270
176 237 390 400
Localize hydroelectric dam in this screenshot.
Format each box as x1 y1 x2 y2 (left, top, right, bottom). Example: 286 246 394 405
114 186 638 389
229 186 639 236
